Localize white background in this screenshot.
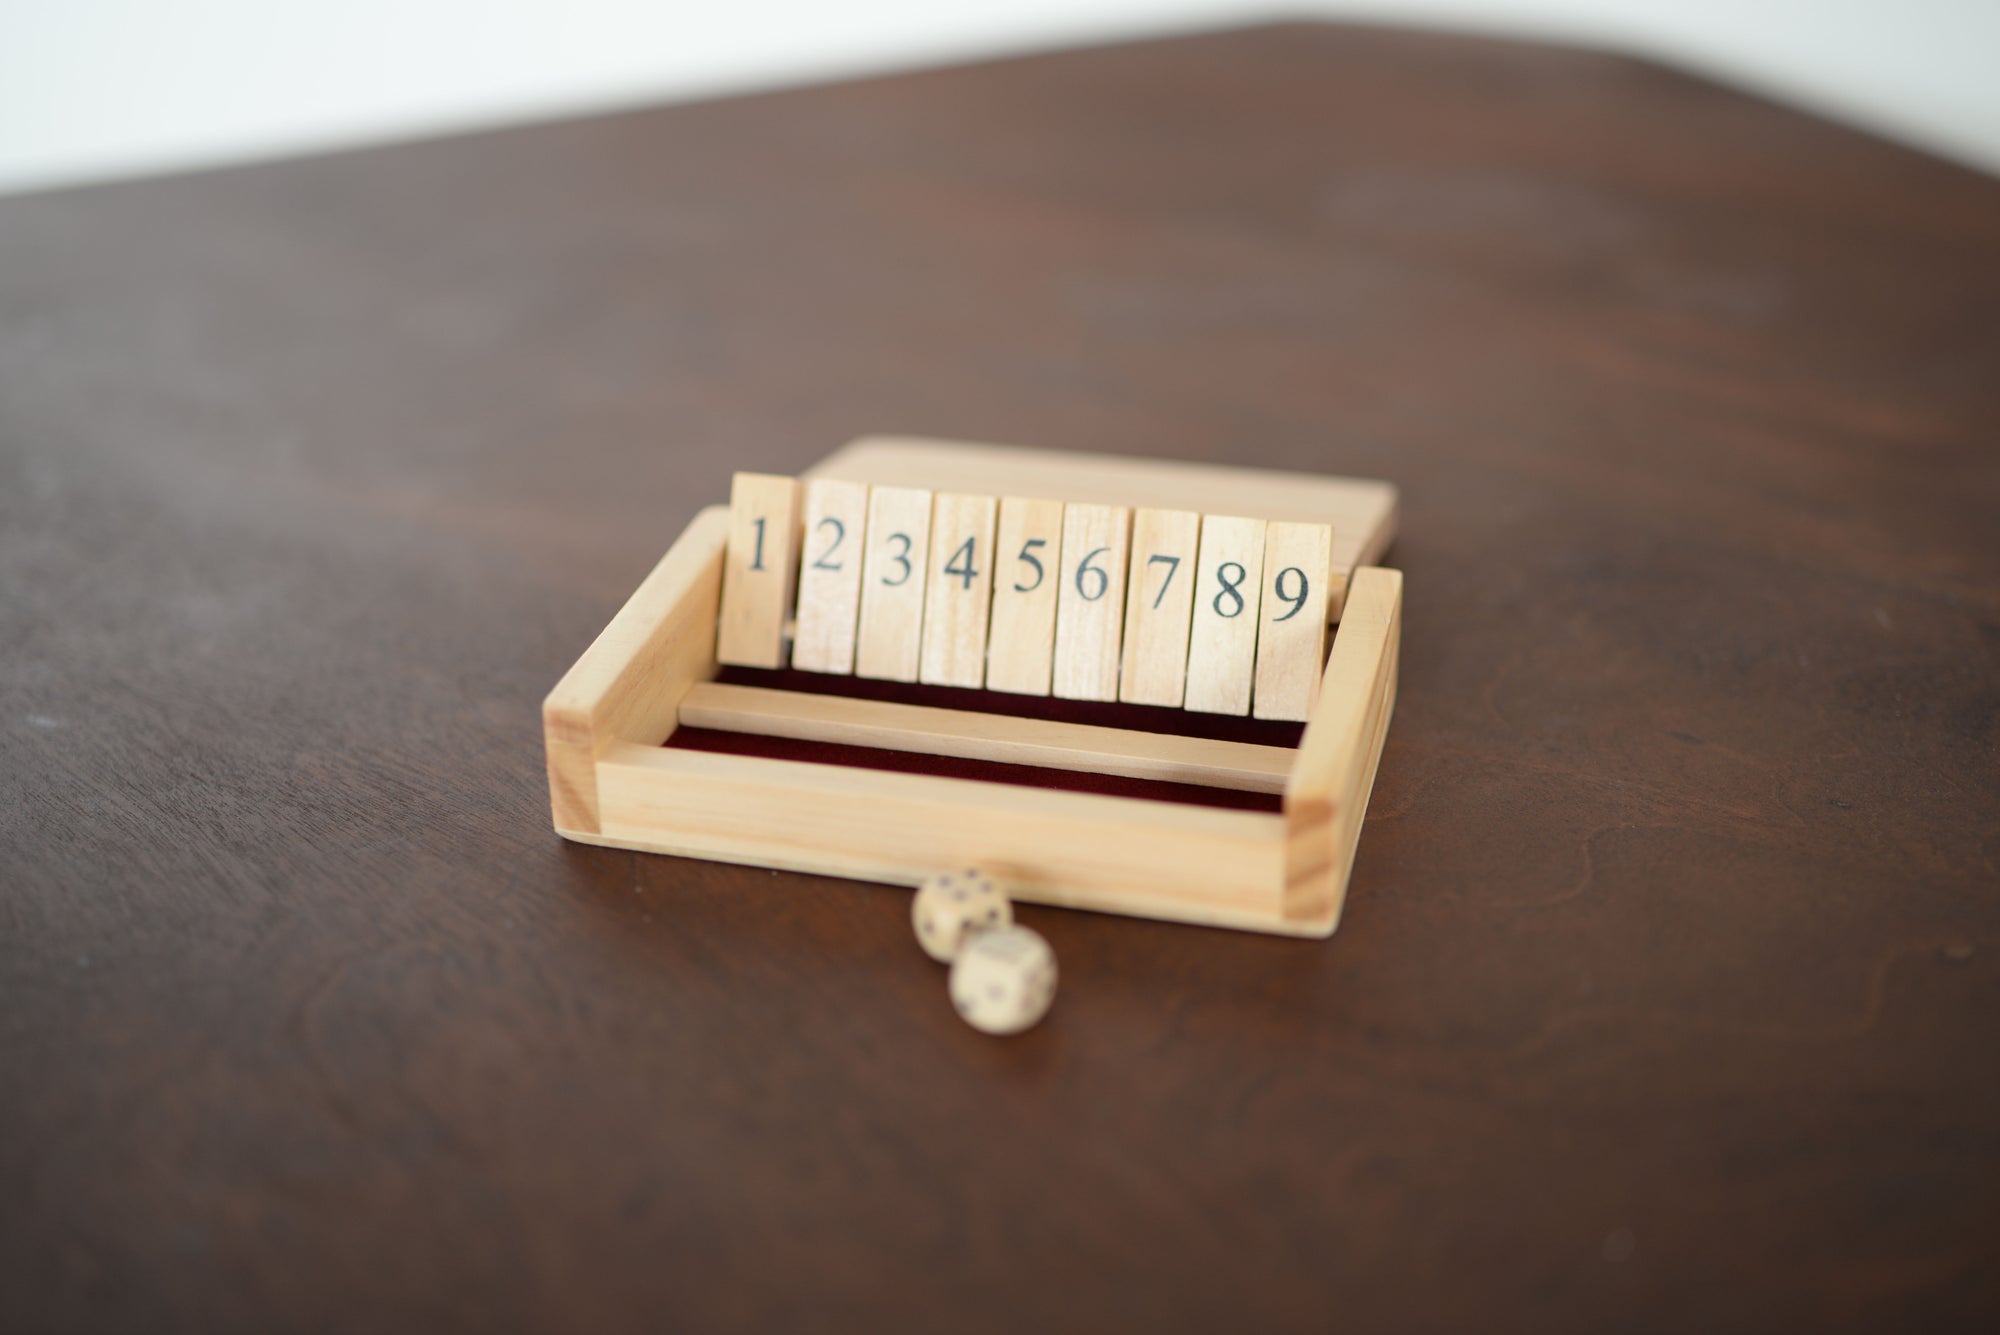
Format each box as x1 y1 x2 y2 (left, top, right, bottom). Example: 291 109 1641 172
4 0 1998 196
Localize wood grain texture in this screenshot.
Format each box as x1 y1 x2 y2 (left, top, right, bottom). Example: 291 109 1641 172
984 495 1066 695
790 477 871 674
853 485 933 682
1182 515 1267 715
676 681 1296 792
1251 520 1334 721
1050 503 1132 701
1119 508 1201 707
593 740 1288 929
1282 566 1402 933
811 436 1394 618
543 506 730 832
917 491 998 688
715 472 800 668
5 19 1999 1335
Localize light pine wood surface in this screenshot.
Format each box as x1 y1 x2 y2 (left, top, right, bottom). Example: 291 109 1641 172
1252 521 1334 721
1283 565 1401 929
854 485 934 682
809 435 1395 617
1182 515 1267 716
790 477 871 674
918 492 999 689
542 505 730 833
1118 508 1201 708
548 440 1402 939
1050 503 1131 702
715 473 800 669
591 740 1293 933
984 496 1065 696
676 681 1296 792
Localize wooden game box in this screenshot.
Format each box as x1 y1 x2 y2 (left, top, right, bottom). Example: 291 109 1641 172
543 437 1401 937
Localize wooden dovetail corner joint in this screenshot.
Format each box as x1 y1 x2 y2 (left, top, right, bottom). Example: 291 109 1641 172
542 439 1401 938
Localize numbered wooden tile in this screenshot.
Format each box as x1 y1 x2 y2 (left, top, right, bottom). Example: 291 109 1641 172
716 472 801 669
1182 515 1266 715
919 493 999 689
1252 521 1334 721
1118 508 1201 708
790 478 871 674
1051 503 1131 702
984 497 1064 696
854 486 934 682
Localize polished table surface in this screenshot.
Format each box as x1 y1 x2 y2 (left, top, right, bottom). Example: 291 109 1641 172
4 21 1997 1333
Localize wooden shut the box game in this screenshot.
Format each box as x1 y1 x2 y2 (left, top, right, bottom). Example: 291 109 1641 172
543 437 1402 937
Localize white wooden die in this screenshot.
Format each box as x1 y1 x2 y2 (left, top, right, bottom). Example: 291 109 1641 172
911 867 1012 962
949 925 1057 1035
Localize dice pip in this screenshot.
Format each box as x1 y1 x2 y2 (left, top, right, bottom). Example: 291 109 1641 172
949 925 1057 1035
911 866 1012 963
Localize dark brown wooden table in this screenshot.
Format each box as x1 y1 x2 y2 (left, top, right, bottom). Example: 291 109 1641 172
5 21 1997 1332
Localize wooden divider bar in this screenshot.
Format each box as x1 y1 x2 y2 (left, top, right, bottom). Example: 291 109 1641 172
677 681 1295 793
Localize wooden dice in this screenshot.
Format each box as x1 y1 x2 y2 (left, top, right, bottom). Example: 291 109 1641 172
911 866 1012 963
949 926 1058 1036
909 867 1055 1034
